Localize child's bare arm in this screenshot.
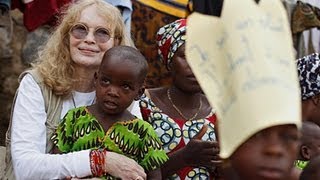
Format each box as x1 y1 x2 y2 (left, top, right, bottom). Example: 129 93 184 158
51 145 62 154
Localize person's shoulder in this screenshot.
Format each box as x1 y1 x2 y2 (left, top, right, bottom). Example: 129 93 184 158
65 106 88 116
19 73 37 85
132 117 146 123
70 106 86 111
18 69 48 92
61 106 92 126
140 87 165 105
147 87 166 96
147 87 168 103
119 118 153 133
133 118 152 127
19 68 43 82
200 93 214 114
18 71 43 93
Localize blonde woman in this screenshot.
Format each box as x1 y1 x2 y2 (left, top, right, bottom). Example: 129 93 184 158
6 0 145 179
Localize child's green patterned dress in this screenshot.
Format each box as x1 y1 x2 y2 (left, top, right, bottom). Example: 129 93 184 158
294 160 308 170
51 106 168 179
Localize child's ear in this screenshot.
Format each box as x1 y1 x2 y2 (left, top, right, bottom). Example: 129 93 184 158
134 86 145 101
301 145 311 160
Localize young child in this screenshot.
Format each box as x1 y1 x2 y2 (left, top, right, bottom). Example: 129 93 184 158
51 46 168 179
222 124 300 180
295 121 320 170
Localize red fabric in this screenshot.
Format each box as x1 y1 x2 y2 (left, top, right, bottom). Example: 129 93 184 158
11 0 71 31
156 19 187 69
11 0 24 12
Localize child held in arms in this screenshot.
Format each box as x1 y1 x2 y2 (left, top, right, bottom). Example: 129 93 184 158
52 46 168 179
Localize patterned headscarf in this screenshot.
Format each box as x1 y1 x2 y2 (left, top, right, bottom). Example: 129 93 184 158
156 19 187 70
297 53 320 100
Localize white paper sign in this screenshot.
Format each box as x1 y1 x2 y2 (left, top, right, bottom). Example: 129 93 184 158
186 0 301 158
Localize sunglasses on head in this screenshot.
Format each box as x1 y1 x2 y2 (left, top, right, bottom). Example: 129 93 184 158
69 23 113 43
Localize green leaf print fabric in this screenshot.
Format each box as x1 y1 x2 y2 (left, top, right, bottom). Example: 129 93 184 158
51 106 168 173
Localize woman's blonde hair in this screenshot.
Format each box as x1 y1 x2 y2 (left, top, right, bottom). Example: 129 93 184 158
33 0 134 97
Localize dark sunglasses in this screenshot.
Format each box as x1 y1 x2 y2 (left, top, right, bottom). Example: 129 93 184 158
69 23 112 43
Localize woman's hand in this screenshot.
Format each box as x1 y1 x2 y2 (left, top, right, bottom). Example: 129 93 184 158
161 124 222 178
182 139 221 167
104 152 147 180
182 124 221 168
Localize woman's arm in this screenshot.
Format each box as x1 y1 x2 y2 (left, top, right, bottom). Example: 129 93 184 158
11 74 92 179
161 147 188 177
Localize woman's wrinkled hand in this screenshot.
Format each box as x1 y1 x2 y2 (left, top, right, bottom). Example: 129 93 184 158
104 152 147 180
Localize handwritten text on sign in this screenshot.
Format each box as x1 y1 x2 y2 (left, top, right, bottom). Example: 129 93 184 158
187 12 297 117
186 0 301 159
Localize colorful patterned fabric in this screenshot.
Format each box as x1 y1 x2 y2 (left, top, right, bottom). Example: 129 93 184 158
139 93 217 179
51 106 168 178
136 0 191 18
297 53 320 100
131 1 178 88
156 18 187 70
294 160 309 170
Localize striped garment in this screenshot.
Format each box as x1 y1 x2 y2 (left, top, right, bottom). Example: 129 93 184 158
137 0 191 18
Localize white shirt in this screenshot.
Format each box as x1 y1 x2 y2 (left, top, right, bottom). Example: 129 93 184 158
11 74 142 179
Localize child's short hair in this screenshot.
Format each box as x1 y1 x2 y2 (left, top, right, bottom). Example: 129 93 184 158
100 45 149 83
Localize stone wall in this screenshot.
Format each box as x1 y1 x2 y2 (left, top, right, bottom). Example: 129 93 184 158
0 10 29 146
0 146 5 178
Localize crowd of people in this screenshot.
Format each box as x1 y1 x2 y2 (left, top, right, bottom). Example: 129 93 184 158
2 0 320 180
